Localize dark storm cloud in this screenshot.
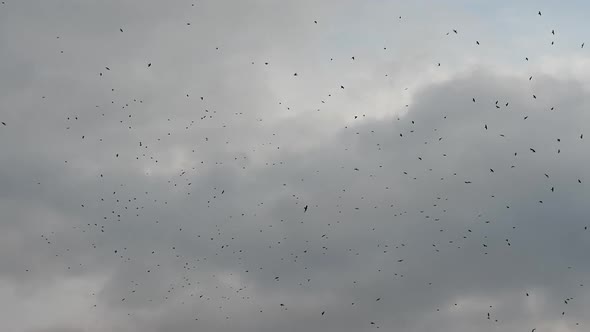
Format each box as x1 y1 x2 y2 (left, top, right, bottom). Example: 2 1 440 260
3 67 590 331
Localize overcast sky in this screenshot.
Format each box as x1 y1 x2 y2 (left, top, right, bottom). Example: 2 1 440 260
1 1 590 331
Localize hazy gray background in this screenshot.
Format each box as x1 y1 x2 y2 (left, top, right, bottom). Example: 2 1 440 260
1 1 589 331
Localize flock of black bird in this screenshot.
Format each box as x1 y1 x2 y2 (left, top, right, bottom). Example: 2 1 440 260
1 3 589 331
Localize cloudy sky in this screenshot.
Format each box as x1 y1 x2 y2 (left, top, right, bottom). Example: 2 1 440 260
1 1 590 331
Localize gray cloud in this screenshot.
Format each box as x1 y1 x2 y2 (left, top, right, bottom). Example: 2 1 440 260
1 1 589 332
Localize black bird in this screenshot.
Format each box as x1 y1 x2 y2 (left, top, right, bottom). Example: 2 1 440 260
120 28 123 32
538 11 542 16
304 205 308 212
530 148 536 153
1 122 5 126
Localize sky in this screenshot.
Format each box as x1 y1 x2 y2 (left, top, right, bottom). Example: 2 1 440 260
1 1 589 331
